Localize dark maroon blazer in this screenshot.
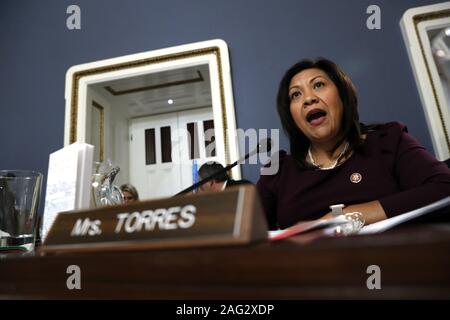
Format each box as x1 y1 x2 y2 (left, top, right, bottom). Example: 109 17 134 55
256 122 450 230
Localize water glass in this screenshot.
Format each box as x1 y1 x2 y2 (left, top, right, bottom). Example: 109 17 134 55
0 170 43 252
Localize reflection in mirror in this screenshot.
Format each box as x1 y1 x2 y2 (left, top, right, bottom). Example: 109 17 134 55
64 40 241 201
401 2 450 160
432 26 450 121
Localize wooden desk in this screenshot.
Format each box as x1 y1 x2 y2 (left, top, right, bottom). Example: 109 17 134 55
0 224 449 299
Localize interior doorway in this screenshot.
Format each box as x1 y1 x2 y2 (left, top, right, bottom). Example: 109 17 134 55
129 107 217 199
65 40 242 204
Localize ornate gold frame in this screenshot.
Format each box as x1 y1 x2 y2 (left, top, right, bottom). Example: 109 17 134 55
91 101 104 162
68 46 231 165
412 8 450 151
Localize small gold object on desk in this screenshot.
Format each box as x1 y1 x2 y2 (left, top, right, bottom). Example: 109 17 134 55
40 185 267 254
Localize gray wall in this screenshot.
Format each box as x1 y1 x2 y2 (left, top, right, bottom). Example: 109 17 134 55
0 0 443 197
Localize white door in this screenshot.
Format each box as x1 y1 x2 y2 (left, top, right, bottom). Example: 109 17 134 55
177 108 218 189
129 108 216 200
129 113 181 200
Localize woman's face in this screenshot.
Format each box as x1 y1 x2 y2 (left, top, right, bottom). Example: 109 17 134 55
122 191 135 204
288 68 344 146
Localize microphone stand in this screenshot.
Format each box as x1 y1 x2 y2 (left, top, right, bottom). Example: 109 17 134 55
174 152 254 197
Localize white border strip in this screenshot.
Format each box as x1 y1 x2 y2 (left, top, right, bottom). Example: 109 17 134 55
233 187 245 238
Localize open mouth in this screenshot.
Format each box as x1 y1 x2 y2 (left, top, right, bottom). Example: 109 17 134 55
306 109 327 125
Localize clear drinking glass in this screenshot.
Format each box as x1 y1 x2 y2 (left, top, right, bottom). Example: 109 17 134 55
0 170 43 252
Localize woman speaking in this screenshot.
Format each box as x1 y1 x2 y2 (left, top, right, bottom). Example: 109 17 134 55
257 58 450 230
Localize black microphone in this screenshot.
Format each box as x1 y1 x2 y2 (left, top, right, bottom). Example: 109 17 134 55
174 138 272 196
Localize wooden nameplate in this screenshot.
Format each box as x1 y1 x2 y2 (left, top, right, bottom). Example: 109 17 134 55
40 185 268 253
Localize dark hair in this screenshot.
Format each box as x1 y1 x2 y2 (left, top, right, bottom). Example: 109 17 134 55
277 58 365 168
198 161 230 182
120 183 139 200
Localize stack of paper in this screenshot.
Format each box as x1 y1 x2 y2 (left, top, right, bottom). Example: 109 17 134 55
359 196 450 235
42 142 94 241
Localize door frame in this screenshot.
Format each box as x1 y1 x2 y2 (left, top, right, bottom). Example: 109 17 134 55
64 39 242 179
400 3 450 160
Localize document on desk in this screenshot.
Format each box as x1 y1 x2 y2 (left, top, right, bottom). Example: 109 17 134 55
42 142 94 241
268 215 348 241
359 196 450 235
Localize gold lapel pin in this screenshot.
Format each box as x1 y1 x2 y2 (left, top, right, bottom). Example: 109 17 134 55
350 172 362 184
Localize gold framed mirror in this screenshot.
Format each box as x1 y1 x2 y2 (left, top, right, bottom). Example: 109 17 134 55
64 39 241 200
401 2 450 160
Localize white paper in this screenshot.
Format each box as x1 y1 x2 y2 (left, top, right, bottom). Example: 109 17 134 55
42 142 93 241
0 229 11 237
75 143 94 209
359 196 450 235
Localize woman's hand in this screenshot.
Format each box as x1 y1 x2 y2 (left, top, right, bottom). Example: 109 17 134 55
321 200 387 225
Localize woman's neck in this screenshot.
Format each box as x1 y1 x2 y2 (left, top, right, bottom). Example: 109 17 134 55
310 140 343 157
308 140 348 167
